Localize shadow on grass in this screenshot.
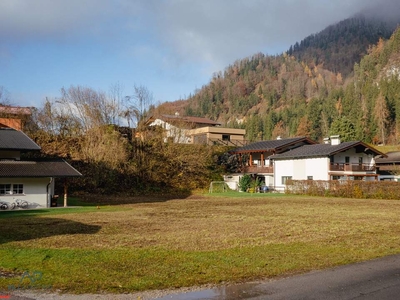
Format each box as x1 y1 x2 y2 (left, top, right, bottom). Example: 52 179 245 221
70 191 193 206
0 216 101 244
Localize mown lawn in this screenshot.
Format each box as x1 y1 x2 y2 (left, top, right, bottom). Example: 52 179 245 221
0 193 400 294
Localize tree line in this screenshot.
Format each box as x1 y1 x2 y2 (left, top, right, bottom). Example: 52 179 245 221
14 85 227 195
177 26 400 144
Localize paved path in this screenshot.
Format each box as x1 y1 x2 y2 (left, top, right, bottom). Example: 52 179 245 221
157 254 400 300
4 254 400 300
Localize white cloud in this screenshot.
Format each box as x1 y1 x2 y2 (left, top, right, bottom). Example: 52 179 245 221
152 0 393 72
0 0 127 41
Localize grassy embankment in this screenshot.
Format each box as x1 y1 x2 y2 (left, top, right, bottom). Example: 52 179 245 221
0 192 399 294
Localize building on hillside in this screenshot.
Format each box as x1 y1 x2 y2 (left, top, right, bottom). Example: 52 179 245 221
224 136 316 190
145 113 246 146
0 105 32 131
270 135 386 192
0 128 81 210
375 151 400 181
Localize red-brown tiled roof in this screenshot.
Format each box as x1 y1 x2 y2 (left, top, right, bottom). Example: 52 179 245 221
0 106 32 115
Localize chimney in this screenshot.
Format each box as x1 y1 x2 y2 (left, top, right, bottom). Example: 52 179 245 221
330 135 341 145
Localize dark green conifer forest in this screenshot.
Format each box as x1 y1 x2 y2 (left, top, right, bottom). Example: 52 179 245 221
161 15 400 144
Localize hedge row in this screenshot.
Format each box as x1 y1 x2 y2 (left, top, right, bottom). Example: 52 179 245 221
286 180 400 200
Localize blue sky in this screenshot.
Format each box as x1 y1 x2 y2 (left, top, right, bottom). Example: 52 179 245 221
0 0 390 108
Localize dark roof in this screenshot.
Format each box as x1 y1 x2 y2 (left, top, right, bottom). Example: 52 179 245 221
270 141 386 160
0 159 82 178
0 128 40 151
376 151 400 164
146 114 221 126
182 116 221 126
231 137 316 153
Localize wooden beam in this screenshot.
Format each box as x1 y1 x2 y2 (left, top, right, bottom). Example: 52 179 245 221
64 178 68 207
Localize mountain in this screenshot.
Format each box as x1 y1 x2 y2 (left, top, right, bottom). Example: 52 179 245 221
288 15 396 78
154 12 400 144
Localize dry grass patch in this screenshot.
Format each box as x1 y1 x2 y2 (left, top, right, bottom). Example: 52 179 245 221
1 194 400 293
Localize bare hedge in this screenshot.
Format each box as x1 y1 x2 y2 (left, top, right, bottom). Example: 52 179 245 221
285 180 400 200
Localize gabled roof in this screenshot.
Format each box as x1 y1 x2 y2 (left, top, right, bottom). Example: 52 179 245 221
0 159 82 178
231 137 316 154
270 141 386 160
375 151 400 164
0 128 41 151
0 106 32 115
146 114 221 127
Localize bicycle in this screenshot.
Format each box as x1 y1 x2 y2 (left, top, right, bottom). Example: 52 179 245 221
0 201 9 210
13 198 29 209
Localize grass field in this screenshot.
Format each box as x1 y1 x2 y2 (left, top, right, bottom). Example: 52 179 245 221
1 193 400 294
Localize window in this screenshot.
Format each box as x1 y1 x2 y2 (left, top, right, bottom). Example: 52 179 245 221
0 184 11 195
281 176 292 185
358 157 363 164
345 156 350 163
307 176 313 180
222 134 230 141
0 184 23 195
13 184 24 194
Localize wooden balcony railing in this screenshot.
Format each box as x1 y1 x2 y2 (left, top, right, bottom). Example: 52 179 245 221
244 165 274 173
330 163 376 172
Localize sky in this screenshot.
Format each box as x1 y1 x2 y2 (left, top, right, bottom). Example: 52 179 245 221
0 0 398 108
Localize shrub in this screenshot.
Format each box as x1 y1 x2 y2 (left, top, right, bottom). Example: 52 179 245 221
238 174 252 192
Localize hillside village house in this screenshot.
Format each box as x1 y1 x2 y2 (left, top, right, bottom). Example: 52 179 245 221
225 135 386 192
145 113 246 146
0 112 82 209
0 105 32 131
375 151 400 181
225 136 316 189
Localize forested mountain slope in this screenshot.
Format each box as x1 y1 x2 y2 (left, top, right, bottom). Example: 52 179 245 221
156 15 400 144
288 15 396 77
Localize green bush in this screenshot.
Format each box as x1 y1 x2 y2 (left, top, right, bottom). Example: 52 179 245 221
238 174 252 192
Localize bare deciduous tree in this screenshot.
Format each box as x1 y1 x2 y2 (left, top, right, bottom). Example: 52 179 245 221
124 85 153 129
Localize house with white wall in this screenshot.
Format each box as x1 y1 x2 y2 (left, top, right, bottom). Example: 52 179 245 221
145 113 246 146
0 128 81 209
226 136 316 189
270 136 386 192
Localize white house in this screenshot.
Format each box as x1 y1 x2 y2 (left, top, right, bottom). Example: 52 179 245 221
270 136 386 192
227 136 317 188
0 128 81 209
145 113 246 146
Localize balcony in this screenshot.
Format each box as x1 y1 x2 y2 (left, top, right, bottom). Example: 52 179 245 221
330 163 376 172
244 165 274 174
